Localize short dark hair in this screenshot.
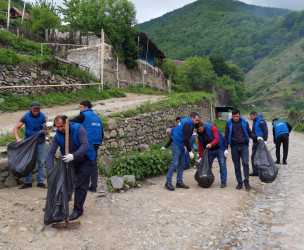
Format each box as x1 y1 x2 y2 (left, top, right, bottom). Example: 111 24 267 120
232 110 240 115
175 117 181 122
54 115 68 124
190 112 199 118
80 101 92 108
272 118 278 123
196 121 204 129
250 111 257 116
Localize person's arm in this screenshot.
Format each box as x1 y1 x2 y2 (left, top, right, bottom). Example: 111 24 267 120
183 124 192 152
72 126 89 160
46 137 59 170
198 135 204 158
13 122 24 142
247 122 258 140
208 126 220 148
164 137 173 148
286 122 293 133
260 122 268 141
69 114 85 123
224 123 229 149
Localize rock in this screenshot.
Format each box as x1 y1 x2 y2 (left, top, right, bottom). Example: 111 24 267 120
45 230 56 237
29 236 35 242
20 226 28 232
221 238 232 245
0 158 8 171
1 171 9 178
31 72 37 78
138 144 149 153
110 176 124 190
108 121 117 130
4 176 17 187
110 130 117 138
118 128 124 137
123 175 135 187
0 98 4 104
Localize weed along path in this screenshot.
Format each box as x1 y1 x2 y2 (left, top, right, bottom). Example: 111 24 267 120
0 93 165 135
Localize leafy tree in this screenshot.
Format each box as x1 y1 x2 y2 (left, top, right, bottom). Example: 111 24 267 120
232 47 255 72
209 54 229 77
160 59 180 83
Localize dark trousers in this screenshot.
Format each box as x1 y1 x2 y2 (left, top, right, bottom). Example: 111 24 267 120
275 134 289 163
74 160 93 213
231 145 249 184
251 141 259 174
89 145 99 189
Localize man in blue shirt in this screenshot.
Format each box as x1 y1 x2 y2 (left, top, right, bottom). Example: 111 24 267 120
13 102 47 189
165 112 200 191
272 118 292 165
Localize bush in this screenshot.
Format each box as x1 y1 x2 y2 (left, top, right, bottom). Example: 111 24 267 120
0 49 20 65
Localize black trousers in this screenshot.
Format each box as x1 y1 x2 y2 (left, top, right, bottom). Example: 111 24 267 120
275 134 289 163
89 145 99 189
73 160 93 213
251 141 259 174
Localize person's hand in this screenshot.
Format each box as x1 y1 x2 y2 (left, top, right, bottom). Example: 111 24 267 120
206 144 212 149
264 141 267 145
224 150 228 158
16 138 22 143
257 137 264 141
160 147 165 150
189 151 194 159
62 154 74 163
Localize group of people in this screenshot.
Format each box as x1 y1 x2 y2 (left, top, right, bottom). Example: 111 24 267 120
164 110 292 191
13 101 103 221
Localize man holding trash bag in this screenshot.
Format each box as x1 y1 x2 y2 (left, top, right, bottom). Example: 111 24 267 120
13 102 47 189
70 101 103 193
164 112 200 191
196 121 227 188
272 118 292 165
249 111 268 176
46 115 95 221
224 110 262 190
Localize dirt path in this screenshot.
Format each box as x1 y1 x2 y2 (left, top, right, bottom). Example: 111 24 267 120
0 93 166 135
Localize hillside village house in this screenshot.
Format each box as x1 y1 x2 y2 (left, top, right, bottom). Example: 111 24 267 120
9 7 30 20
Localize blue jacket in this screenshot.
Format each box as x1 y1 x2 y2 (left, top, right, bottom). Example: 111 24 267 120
172 117 193 149
198 123 225 150
227 117 249 146
24 111 45 141
253 116 268 138
80 109 103 145
273 120 289 139
55 122 96 161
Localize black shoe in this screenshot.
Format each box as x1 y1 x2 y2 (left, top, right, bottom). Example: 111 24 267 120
176 182 190 189
42 208 45 212
69 210 82 221
164 183 175 191
282 162 287 165
221 182 226 188
19 183 32 189
244 182 251 190
88 186 97 192
236 183 243 189
37 183 47 188
249 172 259 176
274 161 281 164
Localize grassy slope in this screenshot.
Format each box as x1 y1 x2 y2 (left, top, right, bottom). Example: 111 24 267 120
245 38 304 104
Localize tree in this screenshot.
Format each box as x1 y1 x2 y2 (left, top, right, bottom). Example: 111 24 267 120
160 59 180 83
209 54 229 77
232 47 255 72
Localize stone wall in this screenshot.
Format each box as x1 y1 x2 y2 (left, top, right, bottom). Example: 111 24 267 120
99 98 213 158
0 64 86 95
67 45 168 92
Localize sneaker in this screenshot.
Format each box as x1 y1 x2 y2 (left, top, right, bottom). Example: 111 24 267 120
236 183 243 189
164 183 175 191
274 161 281 164
176 182 190 189
19 183 32 189
88 187 97 192
37 183 47 188
244 182 251 190
221 182 226 188
282 162 287 165
249 172 259 176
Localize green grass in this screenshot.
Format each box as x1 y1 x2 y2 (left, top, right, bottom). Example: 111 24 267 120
213 119 226 133
0 127 25 146
0 85 126 111
110 92 213 118
123 85 168 95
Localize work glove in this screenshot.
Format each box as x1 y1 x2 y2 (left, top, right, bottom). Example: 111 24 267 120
160 147 165 150
62 154 74 163
224 150 228 158
257 137 264 141
189 151 194 160
264 141 267 145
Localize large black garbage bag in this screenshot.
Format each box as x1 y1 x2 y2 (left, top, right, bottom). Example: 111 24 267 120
254 141 279 183
44 160 75 225
195 149 215 188
7 131 42 178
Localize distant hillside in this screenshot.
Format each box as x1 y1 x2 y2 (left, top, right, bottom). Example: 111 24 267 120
138 0 290 70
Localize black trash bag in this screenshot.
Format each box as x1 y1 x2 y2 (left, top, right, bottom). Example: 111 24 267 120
195 149 215 188
7 131 42 178
254 141 279 183
44 160 75 225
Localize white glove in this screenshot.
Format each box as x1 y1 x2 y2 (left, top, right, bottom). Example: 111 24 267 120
264 141 267 145
257 137 264 141
160 147 165 150
224 150 228 158
62 154 74 163
189 151 194 160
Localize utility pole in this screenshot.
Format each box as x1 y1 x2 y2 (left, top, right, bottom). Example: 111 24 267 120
7 0 11 30
99 29 104 93
21 1 26 24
